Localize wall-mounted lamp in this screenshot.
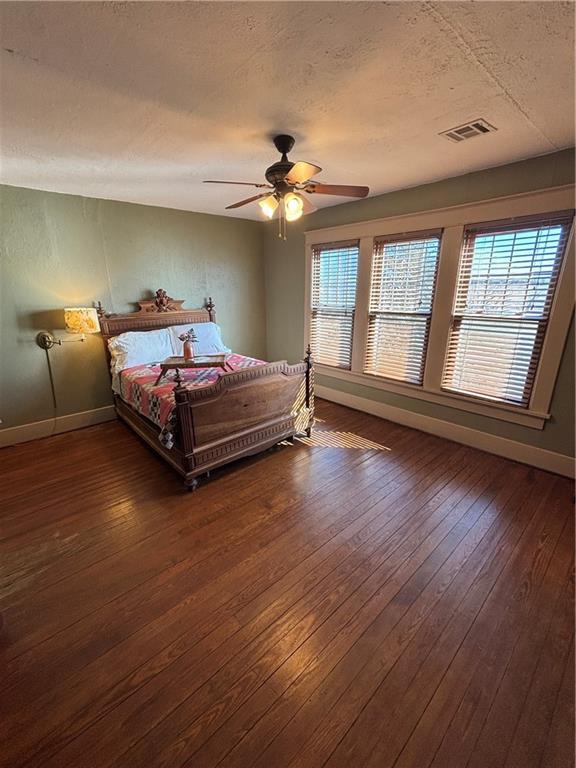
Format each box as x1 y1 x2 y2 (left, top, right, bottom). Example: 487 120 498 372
36 307 100 350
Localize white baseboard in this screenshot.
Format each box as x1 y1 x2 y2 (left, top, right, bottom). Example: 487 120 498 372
0 406 116 448
316 385 575 479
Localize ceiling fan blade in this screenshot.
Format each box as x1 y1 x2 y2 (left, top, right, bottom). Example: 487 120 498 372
204 180 270 188
285 161 322 185
225 193 268 210
305 183 369 198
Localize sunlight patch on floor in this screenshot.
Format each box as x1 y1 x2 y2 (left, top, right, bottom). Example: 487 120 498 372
296 430 391 451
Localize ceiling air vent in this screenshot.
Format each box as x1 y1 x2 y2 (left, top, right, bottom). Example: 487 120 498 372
440 119 497 143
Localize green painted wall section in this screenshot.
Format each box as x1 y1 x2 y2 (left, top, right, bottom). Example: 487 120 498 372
0 185 265 430
263 149 575 457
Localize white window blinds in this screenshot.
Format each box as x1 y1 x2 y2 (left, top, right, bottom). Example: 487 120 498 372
442 212 574 406
364 231 441 384
310 240 359 369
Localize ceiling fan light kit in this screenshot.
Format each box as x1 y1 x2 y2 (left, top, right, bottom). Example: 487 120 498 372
284 191 304 222
258 194 279 219
204 134 369 239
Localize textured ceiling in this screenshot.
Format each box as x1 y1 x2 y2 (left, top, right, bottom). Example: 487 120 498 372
0 1 574 219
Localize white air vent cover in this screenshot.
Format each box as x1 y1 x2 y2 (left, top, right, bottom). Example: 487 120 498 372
440 119 497 143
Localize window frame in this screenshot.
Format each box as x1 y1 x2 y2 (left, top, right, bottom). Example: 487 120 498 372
303 186 575 430
363 229 442 385
309 239 360 370
441 213 573 407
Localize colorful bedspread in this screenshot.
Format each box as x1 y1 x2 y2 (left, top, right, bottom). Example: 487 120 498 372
118 354 265 448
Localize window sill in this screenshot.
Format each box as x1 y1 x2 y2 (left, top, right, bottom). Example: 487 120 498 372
314 364 549 429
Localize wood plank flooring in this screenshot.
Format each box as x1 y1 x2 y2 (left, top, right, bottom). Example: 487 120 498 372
0 399 573 768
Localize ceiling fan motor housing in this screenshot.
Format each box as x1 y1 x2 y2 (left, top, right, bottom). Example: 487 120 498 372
265 160 294 187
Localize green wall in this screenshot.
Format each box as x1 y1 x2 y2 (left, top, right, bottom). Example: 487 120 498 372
0 185 264 430
263 148 575 457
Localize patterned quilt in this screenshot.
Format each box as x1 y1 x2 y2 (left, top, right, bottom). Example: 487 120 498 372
118 353 265 448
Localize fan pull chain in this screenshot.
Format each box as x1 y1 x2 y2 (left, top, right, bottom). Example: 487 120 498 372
278 201 287 240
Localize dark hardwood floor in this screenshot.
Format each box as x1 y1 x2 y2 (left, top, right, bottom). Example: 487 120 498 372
0 399 573 768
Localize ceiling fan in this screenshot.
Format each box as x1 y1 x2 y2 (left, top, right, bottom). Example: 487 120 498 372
204 135 369 233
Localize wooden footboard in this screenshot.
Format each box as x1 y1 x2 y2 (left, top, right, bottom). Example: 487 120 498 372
174 355 313 488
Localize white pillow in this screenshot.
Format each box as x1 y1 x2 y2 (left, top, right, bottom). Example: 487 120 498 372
168 322 231 357
108 329 173 374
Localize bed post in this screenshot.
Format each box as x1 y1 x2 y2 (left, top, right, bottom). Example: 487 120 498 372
206 296 216 322
173 369 198 490
304 344 314 437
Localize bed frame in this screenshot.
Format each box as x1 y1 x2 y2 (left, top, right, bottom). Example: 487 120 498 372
98 289 314 490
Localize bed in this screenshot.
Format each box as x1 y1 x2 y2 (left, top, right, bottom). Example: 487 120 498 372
98 289 314 490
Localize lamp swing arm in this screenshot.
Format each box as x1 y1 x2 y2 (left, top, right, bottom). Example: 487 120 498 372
36 332 88 350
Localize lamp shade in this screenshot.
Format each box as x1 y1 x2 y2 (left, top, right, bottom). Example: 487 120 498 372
64 307 100 335
258 195 278 219
284 192 304 222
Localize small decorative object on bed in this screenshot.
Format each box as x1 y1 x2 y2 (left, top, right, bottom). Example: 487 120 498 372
178 327 198 360
98 291 314 490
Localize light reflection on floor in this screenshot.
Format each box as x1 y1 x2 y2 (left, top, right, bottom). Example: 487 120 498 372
296 430 391 451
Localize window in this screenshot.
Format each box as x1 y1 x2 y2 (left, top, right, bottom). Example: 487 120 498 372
305 190 574 429
309 240 359 369
365 231 441 384
442 212 573 406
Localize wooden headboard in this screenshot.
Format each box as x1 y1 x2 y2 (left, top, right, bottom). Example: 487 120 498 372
98 288 215 349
